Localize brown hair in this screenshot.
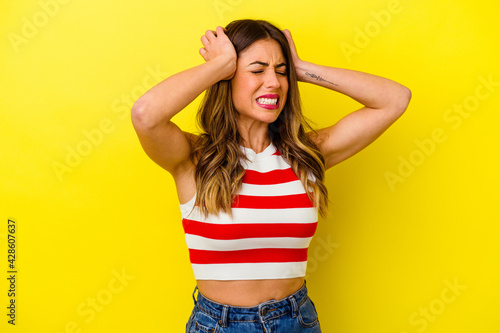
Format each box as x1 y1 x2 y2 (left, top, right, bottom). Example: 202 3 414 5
191 19 328 217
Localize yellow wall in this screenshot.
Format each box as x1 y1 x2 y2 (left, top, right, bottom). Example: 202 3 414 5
1 0 499 332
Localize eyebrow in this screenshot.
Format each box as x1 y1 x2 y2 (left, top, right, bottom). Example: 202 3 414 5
247 61 287 68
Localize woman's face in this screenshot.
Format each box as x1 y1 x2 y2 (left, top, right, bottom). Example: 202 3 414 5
231 39 289 125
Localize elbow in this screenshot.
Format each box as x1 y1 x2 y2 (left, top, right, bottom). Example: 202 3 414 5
391 85 412 117
131 100 146 131
131 99 156 132
402 86 412 106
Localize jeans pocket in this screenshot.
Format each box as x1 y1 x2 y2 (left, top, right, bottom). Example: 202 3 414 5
193 321 218 333
297 297 320 328
188 310 220 333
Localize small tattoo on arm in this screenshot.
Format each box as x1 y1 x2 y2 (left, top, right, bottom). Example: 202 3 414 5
305 72 338 86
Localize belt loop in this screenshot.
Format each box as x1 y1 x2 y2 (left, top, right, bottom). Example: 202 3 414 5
219 305 229 327
192 286 198 305
289 295 298 318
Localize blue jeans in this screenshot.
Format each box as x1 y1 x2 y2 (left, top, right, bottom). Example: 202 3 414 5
186 282 321 332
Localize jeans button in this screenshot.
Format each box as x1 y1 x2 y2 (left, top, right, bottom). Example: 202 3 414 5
262 308 268 316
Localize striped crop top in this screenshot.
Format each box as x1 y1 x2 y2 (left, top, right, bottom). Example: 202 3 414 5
179 143 318 280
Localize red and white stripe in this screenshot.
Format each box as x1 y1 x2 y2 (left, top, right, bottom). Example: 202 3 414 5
180 143 318 280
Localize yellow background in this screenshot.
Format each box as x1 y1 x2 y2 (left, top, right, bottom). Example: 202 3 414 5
1 0 499 332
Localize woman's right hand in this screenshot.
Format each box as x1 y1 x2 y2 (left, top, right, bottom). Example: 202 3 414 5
199 26 237 80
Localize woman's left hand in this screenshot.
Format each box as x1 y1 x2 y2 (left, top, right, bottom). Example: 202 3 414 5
282 29 304 78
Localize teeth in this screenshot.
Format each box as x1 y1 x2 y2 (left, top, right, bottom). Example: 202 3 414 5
257 98 278 105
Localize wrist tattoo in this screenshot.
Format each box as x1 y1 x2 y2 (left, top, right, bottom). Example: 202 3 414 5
305 72 338 86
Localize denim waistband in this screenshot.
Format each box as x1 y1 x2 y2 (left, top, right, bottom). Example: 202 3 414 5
192 282 309 327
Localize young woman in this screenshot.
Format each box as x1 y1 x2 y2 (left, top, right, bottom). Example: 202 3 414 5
131 19 411 333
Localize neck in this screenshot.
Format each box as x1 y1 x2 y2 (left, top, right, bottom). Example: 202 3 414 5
237 118 271 154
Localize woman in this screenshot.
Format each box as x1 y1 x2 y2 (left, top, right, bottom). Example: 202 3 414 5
131 19 410 333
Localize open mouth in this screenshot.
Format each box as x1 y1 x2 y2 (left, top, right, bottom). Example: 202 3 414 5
256 97 278 106
256 94 280 109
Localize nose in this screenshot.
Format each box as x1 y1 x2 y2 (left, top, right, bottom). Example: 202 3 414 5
264 71 281 89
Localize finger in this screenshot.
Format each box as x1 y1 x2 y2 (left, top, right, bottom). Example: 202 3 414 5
215 26 225 38
199 47 208 61
205 29 216 41
282 29 299 57
282 29 293 45
201 35 209 47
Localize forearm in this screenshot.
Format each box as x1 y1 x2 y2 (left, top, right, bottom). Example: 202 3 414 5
131 57 232 130
295 60 411 112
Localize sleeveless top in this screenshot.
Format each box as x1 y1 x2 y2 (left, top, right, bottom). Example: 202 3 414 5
179 143 318 280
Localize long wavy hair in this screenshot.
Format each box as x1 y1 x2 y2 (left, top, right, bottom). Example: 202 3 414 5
191 19 328 218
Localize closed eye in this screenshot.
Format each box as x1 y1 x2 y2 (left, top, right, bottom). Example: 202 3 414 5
251 70 287 76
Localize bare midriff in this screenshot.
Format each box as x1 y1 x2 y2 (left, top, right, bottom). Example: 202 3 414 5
196 277 305 307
